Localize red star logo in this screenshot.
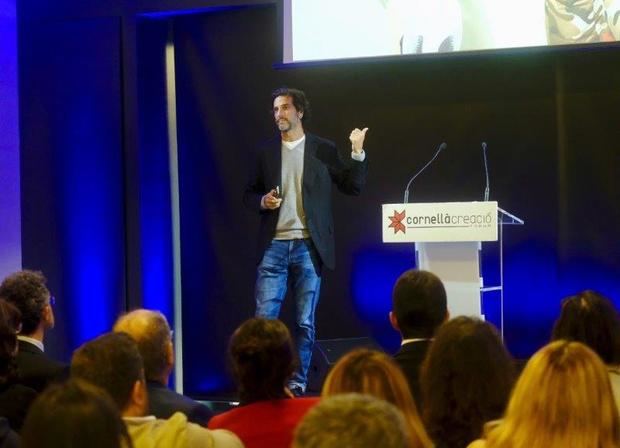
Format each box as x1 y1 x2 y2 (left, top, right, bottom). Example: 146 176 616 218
388 210 406 234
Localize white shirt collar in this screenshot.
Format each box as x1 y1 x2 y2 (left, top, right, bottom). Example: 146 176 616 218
401 338 432 346
18 335 45 352
123 416 157 423
282 134 305 150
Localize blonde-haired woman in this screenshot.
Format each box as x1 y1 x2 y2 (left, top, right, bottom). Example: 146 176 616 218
468 340 620 448
322 348 433 448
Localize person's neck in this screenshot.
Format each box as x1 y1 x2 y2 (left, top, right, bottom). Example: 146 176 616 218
122 403 146 418
281 128 304 142
151 373 170 387
24 328 45 343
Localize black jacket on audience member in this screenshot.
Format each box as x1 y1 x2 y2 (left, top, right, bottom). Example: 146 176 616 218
147 380 213 426
16 340 68 393
0 418 19 448
393 340 432 410
0 382 37 433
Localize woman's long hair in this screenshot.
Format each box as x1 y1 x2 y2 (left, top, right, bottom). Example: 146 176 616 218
551 290 620 364
322 348 433 448
0 299 21 384
484 341 620 448
421 317 515 448
229 318 296 404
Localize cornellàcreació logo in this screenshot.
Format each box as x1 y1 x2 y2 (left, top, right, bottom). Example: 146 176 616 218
388 210 406 234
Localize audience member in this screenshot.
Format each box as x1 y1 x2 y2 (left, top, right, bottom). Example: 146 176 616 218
322 348 432 448
0 270 67 392
71 332 242 448
113 309 212 425
208 318 319 448
0 299 37 432
21 379 131 448
421 317 515 448
551 290 620 408
293 393 409 448
468 341 620 448
390 269 448 407
0 418 18 448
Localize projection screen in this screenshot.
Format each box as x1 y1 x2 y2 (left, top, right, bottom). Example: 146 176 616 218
283 0 620 63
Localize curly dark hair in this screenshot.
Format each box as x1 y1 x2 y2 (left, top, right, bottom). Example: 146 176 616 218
271 87 311 123
229 318 296 404
0 270 49 335
551 290 620 364
0 299 21 384
421 317 515 448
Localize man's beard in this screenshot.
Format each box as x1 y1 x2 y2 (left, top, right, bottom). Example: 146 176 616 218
277 119 291 131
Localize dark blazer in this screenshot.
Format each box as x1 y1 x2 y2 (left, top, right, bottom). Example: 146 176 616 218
243 133 368 269
0 383 37 433
0 418 19 448
393 340 432 410
16 340 68 393
147 381 213 426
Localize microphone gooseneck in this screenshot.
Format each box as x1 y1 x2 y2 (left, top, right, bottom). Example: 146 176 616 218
482 141 490 202
403 142 447 204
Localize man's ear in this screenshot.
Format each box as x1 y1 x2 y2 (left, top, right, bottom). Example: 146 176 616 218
389 311 400 332
131 379 148 412
166 340 174 367
42 304 55 329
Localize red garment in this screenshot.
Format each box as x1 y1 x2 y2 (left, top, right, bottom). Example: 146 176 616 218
208 397 319 448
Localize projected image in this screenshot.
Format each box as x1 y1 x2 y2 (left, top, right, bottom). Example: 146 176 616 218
546 0 620 44
284 0 620 62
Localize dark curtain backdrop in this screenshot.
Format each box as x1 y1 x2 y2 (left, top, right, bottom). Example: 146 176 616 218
170 6 620 397
20 17 126 360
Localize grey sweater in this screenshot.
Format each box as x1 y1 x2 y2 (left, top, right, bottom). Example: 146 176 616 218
275 138 310 240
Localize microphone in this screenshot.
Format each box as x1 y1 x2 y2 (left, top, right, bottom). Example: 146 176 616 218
482 142 490 201
403 142 447 204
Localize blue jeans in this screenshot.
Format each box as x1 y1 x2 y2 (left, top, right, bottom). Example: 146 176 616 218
255 239 322 391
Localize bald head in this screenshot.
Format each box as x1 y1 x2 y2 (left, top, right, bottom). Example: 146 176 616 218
113 310 173 384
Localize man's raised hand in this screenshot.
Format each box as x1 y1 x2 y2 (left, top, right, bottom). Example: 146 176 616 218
349 127 369 154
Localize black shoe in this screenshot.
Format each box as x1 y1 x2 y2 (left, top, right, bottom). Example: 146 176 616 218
289 385 304 397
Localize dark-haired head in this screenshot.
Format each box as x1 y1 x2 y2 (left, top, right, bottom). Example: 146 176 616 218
0 270 51 335
229 318 296 403
271 87 311 123
421 317 515 448
71 332 145 412
0 299 21 384
21 379 132 448
391 269 448 339
551 290 620 364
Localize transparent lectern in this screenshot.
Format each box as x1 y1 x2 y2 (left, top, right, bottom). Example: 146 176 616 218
382 201 523 338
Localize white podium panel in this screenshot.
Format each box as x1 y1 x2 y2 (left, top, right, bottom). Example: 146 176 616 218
416 241 481 317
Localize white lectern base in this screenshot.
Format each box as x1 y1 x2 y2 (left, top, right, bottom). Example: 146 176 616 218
416 241 482 318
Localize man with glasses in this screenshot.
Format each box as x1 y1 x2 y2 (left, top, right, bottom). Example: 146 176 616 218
0 270 68 392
